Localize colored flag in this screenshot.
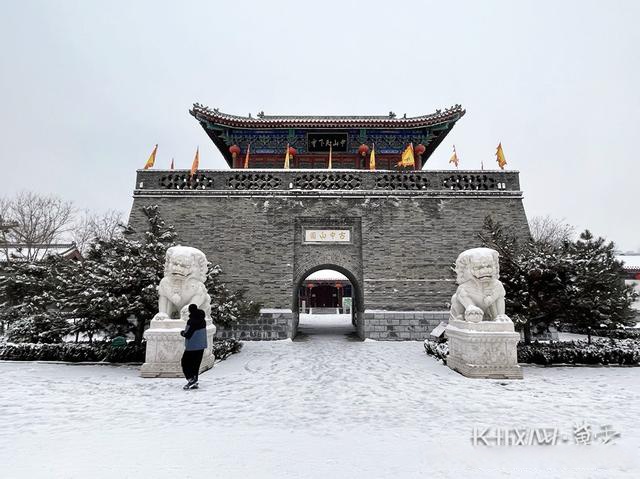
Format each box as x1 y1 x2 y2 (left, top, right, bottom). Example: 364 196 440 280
369 143 376 171
284 143 290 169
449 145 459 168
328 144 332 170
244 144 251 169
170 158 174 170
143 144 158 169
398 143 415 167
496 142 507 170
190 147 199 177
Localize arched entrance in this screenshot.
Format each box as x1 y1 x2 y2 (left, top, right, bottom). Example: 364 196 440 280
292 264 364 340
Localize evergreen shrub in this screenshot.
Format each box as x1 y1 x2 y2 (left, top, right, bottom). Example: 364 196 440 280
0 338 242 363
423 338 640 366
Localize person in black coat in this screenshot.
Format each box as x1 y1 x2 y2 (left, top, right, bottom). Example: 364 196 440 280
180 304 208 389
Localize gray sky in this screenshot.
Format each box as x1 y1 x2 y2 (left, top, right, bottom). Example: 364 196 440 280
1 0 638 251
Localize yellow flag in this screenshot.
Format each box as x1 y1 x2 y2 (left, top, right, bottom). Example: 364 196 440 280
243 144 251 169
449 145 459 168
284 143 290 169
190 147 199 177
496 142 507 169
328 144 332 170
399 143 415 167
143 144 158 169
369 143 376 171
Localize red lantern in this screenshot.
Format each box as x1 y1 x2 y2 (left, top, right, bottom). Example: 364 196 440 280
288 146 297 157
358 144 370 157
307 283 315 289
415 143 426 156
229 144 241 160
335 282 342 289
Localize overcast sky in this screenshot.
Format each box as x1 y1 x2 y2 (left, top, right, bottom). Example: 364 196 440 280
1 0 638 251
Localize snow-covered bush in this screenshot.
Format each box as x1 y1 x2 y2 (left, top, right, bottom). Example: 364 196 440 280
518 339 640 366
424 337 640 366
211 338 243 361
559 327 640 340
0 337 243 363
0 341 145 362
423 339 449 363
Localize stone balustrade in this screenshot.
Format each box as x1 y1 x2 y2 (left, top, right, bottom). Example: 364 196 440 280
134 169 521 193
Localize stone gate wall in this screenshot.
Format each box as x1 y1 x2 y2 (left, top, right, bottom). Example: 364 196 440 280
129 169 529 339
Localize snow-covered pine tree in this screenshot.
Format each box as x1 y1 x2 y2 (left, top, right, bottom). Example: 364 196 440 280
205 263 261 327
63 205 259 343
69 205 177 343
480 218 638 343
478 216 563 343
559 230 637 330
0 257 72 343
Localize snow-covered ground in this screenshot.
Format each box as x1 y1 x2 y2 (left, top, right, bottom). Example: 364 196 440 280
1 315 639 478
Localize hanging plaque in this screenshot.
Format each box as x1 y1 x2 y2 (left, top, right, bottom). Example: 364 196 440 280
307 132 349 152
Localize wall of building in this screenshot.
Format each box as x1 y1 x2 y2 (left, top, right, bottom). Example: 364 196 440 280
129 169 530 339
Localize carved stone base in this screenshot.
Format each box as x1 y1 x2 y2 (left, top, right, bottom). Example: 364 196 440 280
140 318 217 378
445 319 523 379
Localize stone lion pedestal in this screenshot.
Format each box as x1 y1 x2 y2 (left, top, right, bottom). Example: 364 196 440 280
444 247 523 379
445 319 522 379
140 318 216 378
140 245 217 378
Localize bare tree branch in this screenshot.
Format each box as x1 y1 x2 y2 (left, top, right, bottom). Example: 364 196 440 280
2 191 75 262
529 215 575 246
72 209 124 252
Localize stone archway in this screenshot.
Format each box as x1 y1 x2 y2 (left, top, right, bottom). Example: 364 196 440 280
291 217 365 338
292 264 364 339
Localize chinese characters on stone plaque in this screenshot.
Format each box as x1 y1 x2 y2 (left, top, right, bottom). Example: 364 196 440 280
304 229 350 243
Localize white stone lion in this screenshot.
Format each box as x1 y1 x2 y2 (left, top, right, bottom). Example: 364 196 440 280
449 247 511 323
153 245 212 321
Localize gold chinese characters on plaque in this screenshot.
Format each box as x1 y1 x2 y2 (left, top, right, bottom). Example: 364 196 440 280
304 229 350 243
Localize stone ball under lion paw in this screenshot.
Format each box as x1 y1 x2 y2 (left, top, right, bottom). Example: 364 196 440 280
152 312 169 321
464 306 484 323
495 314 512 323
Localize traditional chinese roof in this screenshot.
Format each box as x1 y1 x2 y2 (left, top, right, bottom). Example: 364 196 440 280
190 103 465 168
0 243 82 263
616 255 640 272
190 104 465 129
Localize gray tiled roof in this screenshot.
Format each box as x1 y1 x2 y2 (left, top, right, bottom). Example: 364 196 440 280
190 104 465 129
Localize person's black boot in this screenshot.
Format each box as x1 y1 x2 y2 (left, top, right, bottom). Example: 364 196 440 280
188 375 199 389
183 377 196 390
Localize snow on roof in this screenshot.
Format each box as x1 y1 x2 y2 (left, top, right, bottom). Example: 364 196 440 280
0 244 81 263
616 255 640 271
305 269 349 282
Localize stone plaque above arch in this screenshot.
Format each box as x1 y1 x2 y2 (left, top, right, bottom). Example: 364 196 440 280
293 217 364 312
